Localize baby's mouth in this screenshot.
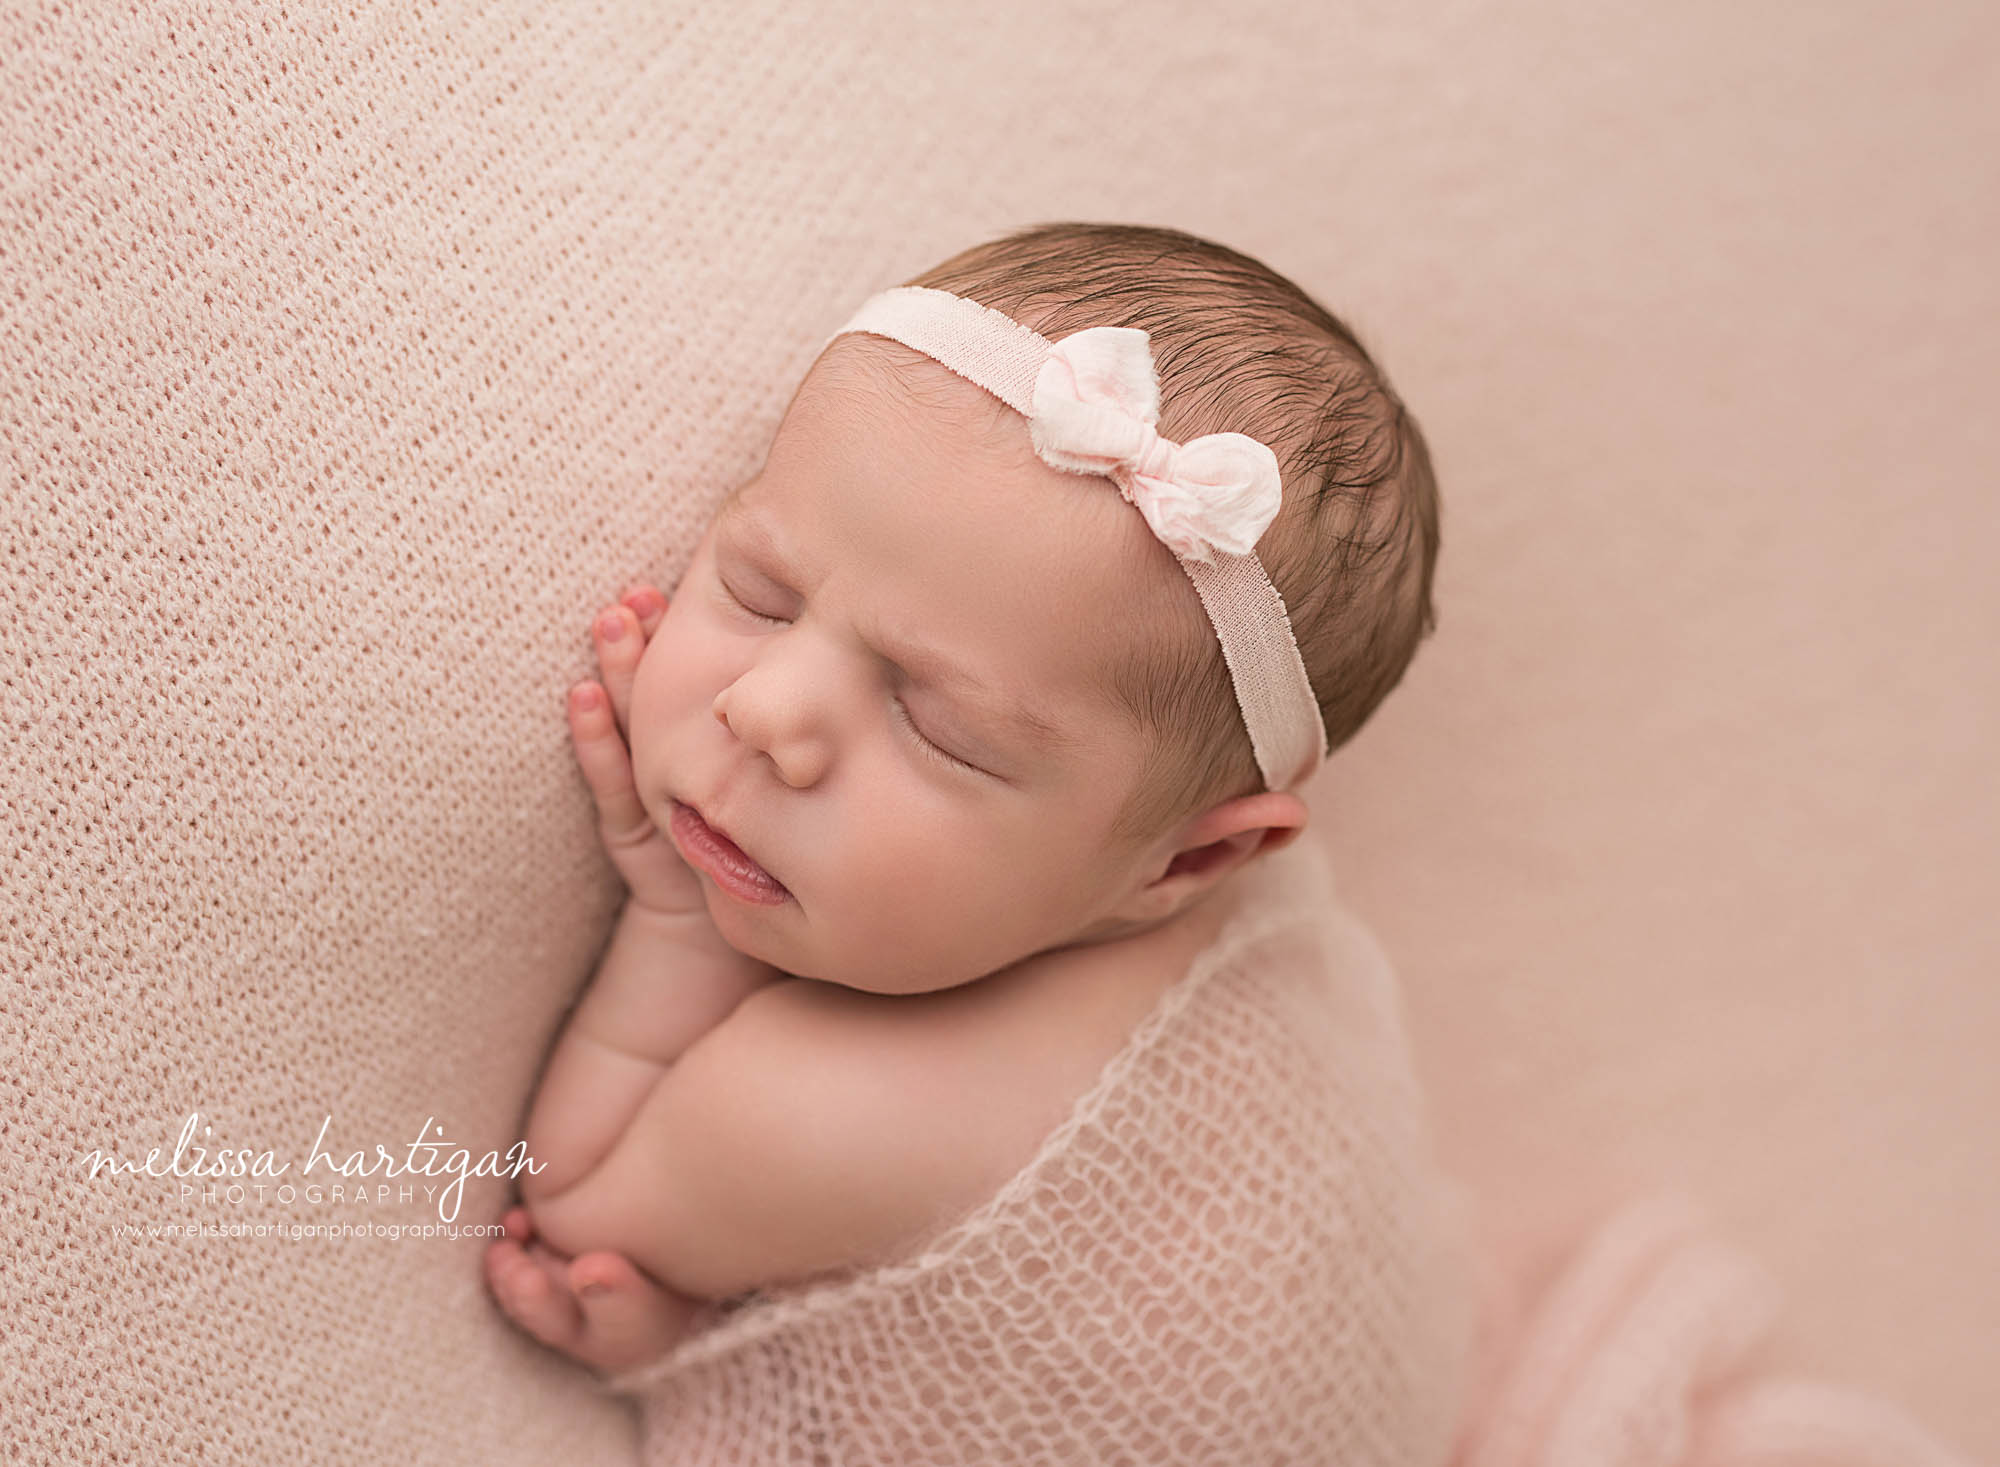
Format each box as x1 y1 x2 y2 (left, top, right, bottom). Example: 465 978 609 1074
667 801 791 906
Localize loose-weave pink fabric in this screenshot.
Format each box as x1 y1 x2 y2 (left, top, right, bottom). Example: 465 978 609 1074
1450 1196 1985 1467
601 837 1478 1465
578 832 1986 1467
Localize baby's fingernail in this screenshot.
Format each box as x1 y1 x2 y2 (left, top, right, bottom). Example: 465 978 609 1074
598 612 625 641
624 589 663 617
572 684 602 711
579 1282 609 1299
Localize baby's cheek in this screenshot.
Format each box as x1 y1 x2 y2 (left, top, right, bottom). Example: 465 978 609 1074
623 662 668 755
633 622 716 723
625 651 705 786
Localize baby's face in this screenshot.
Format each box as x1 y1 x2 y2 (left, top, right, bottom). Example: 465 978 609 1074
626 341 1186 993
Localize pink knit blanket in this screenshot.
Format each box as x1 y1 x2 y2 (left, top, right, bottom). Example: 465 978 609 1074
1454 1193 1981 1467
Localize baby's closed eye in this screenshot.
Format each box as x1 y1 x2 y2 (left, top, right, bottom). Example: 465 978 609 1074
716 572 790 626
891 696 986 776
712 562 994 778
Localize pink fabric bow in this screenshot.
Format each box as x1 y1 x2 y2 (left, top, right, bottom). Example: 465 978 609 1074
1028 327 1283 565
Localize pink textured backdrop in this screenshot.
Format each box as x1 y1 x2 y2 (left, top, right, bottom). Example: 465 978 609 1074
5 0 1993 1460
1310 3 1999 1445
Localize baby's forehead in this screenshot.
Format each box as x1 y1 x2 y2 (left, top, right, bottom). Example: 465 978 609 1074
788 337 1021 452
756 342 1191 702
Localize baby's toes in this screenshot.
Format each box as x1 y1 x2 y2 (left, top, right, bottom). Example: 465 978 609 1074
568 1252 700 1374
483 1234 523 1285
566 1248 646 1298
484 1238 582 1353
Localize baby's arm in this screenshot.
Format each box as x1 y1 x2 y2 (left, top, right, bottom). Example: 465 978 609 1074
518 899 774 1203
524 588 781 1199
485 588 778 1376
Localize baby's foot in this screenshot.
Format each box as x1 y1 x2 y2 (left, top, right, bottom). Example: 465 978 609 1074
484 1206 698 1376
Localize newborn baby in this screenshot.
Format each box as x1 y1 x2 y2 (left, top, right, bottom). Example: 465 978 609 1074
485 222 1470 1463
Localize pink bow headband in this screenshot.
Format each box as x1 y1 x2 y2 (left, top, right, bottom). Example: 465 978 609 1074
827 285 1327 792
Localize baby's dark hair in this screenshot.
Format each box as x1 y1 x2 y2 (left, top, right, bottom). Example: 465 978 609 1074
902 222 1440 845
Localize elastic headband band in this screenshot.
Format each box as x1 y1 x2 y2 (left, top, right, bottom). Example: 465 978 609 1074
825 285 1327 792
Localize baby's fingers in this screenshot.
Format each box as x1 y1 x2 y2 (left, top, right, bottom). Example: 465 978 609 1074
568 682 651 843
593 607 644 737
619 585 667 639
594 589 668 734
568 682 705 911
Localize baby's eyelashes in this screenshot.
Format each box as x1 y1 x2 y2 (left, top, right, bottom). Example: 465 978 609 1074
720 578 789 626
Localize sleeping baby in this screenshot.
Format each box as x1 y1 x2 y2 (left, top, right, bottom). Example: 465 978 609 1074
483 221 1475 1464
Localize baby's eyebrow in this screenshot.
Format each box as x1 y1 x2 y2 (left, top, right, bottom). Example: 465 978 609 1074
718 500 1074 754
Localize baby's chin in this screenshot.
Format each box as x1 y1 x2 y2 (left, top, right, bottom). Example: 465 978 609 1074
697 882 800 969
700 869 1119 995
719 911 1017 996
698 886 925 992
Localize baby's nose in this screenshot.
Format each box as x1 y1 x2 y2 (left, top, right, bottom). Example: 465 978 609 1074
711 684 830 789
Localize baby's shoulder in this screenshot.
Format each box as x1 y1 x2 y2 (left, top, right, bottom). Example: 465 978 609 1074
766 884 1234 1109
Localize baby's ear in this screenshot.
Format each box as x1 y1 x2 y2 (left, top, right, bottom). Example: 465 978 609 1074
1255 820 1307 857
1142 790 1309 910
1192 789 1308 854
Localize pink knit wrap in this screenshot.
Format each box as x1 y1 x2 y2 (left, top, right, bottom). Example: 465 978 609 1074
603 838 1476 1463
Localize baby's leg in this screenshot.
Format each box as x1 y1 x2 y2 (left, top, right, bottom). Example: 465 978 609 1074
484 1205 698 1376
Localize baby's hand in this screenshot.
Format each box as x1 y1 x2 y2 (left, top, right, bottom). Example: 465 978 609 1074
570 586 705 916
